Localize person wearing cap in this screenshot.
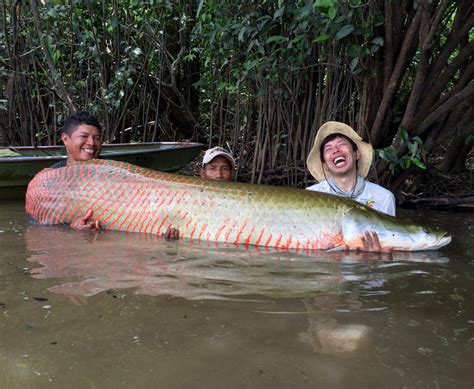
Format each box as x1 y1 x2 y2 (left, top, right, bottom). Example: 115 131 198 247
200 146 236 181
306 121 396 252
163 146 236 241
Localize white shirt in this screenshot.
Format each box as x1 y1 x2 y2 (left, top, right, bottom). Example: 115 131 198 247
306 180 396 216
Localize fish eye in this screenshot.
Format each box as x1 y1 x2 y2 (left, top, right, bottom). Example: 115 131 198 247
423 227 430 234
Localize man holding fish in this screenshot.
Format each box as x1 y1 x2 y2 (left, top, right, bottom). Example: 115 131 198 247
51 112 102 231
31 115 449 252
306 121 396 252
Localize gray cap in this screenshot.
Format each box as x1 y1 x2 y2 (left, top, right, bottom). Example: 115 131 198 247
202 147 236 169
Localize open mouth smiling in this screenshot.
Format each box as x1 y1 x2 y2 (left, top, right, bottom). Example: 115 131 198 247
82 148 96 155
333 156 346 166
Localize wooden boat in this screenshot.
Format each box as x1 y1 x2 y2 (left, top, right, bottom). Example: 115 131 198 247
0 142 203 200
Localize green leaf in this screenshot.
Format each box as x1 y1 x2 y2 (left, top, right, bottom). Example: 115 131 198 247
336 25 354 40
378 149 388 160
196 0 204 18
350 57 359 71
238 27 247 42
400 158 410 169
410 158 426 169
266 35 286 44
274 6 285 19
313 34 330 43
328 6 338 20
110 16 118 30
244 59 258 71
315 0 334 8
399 127 409 143
53 49 61 62
47 8 57 17
372 37 384 46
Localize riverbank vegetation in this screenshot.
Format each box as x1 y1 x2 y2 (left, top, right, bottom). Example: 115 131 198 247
1 0 472 208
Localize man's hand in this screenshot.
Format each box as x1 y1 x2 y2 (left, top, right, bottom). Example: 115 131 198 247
70 209 100 231
360 231 392 253
164 226 180 241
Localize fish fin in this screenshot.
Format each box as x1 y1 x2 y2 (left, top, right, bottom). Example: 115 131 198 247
327 245 344 252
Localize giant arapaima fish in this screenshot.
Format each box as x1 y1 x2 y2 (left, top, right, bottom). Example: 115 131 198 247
25 160 451 252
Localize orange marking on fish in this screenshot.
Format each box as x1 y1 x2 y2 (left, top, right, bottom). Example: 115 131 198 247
214 223 227 241
117 184 143 231
244 226 256 246
135 185 155 233
264 234 273 248
142 195 164 234
189 223 197 239
224 221 237 243
109 182 142 232
234 220 248 244
255 228 265 246
98 192 123 226
185 217 193 229
274 233 283 249
282 235 293 251
52 167 86 222
155 214 169 235
78 175 115 224
198 224 208 240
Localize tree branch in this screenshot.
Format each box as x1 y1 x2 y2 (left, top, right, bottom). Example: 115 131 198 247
371 4 423 144
417 82 474 134
29 0 75 112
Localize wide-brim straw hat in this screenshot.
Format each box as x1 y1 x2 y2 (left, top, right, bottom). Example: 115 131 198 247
307 121 373 182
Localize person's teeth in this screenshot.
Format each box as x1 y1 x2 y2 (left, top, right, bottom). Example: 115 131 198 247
334 157 345 164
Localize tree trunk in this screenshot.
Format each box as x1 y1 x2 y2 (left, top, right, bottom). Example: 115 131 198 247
439 107 474 173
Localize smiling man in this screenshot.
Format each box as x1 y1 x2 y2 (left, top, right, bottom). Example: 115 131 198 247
50 112 102 231
306 121 395 252
51 112 102 169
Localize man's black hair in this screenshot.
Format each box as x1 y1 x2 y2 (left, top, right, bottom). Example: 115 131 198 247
320 133 357 162
62 112 101 136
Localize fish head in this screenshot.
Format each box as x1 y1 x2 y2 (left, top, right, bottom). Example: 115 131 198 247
342 209 452 251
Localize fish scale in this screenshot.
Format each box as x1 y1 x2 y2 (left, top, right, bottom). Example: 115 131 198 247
25 159 451 252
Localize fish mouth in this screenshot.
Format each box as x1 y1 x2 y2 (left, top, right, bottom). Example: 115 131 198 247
437 233 451 248
428 233 451 251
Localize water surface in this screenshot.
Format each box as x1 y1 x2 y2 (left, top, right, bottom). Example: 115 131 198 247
0 201 473 388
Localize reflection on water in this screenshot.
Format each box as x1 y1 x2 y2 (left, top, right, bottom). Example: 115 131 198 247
24 225 449 301
1 202 473 388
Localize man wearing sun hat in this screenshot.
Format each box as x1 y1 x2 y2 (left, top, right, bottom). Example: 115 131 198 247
200 146 236 181
306 121 395 216
306 122 396 252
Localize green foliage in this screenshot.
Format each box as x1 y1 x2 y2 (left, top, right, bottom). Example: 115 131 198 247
192 0 384 99
2 0 466 189
376 127 427 176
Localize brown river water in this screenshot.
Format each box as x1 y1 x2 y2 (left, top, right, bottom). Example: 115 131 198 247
0 201 473 388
